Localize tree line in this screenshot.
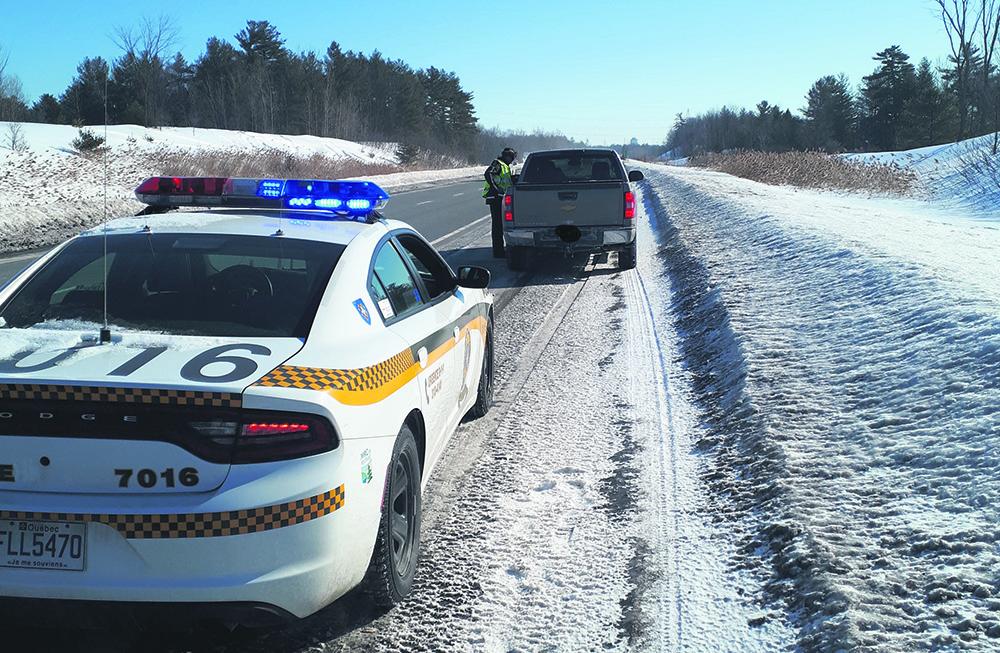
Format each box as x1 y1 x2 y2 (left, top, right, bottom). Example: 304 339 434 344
667 1 1000 157
0 19 487 160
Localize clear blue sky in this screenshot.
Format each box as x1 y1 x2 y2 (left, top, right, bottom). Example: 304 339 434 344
0 0 948 144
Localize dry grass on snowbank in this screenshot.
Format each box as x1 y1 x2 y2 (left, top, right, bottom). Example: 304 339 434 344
147 146 402 180
0 144 466 254
689 151 915 195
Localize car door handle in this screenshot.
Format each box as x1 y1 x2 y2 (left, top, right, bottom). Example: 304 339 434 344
558 192 578 201
417 347 428 369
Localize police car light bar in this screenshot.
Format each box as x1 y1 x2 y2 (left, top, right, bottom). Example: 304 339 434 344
134 176 390 217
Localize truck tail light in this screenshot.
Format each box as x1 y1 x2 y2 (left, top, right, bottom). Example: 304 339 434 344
624 191 636 220
232 411 338 463
503 193 513 221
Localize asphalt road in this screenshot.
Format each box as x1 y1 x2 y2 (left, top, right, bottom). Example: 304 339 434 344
0 180 489 284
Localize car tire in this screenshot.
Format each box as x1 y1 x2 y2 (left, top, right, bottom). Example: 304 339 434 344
469 318 494 418
365 424 422 608
618 242 637 270
507 247 529 271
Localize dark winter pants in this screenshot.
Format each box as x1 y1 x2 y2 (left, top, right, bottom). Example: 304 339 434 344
487 198 505 257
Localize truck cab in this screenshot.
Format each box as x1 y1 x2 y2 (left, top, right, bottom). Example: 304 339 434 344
501 148 643 270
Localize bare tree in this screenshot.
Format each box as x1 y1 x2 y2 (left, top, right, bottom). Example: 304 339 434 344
0 45 27 121
112 15 179 126
3 122 26 152
936 0 979 139
976 0 1000 151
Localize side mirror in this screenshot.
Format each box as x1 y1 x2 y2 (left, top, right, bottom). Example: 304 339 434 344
628 170 644 182
456 265 491 289
511 173 520 184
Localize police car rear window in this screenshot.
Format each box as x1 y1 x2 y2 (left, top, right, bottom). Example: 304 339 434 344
520 153 624 184
0 234 345 338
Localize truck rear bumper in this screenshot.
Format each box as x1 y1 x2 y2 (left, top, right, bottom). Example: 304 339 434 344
504 226 634 251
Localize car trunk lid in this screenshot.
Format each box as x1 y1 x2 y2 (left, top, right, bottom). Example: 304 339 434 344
0 329 302 494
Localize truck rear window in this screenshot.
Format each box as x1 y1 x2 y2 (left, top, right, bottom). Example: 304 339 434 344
0 234 344 337
521 153 624 184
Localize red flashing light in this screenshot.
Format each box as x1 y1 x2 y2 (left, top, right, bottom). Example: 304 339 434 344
624 191 636 219
503 194 512 206
504 211 513 221
503 193 513 221
135 176 228 196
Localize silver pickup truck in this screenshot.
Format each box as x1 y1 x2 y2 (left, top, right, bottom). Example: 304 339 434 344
501 148 644 270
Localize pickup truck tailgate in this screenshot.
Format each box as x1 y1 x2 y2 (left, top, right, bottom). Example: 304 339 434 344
513 183 624 227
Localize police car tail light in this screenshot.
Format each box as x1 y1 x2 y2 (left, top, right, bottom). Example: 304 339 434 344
243 422 310 436
624 191 636 220
233 411 338 463
503 193 513 222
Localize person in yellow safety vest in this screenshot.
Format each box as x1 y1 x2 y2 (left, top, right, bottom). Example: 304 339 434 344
483 147 517 258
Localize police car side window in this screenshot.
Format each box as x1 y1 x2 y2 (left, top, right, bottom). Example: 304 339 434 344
395 234 454 300
372 242 423 318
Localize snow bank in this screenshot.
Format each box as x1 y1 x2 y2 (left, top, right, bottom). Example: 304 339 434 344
845 134 1000 212
1 122 398 162
0 121 476 254
641 164 1000 651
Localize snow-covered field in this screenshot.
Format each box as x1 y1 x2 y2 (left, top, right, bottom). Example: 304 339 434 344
638 161 1000 651
0 121 478 253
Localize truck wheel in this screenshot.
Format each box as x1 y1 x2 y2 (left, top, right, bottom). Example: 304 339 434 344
618 243 637 270
507 247 529 271
365 424 422 608
468 318 494 418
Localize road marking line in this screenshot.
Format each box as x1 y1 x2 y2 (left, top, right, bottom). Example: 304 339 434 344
431 214 490 246
453 192 465 197
417 200 433 206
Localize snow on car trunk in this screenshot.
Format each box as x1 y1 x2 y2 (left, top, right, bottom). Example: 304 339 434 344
639 165 1000 651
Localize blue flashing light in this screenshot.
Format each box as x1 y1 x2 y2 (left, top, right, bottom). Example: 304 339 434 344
280 179 389 214
345 198 372 211
257 179 284 198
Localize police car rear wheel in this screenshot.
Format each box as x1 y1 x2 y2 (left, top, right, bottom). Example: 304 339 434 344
366 425 422 607
469 320 494 418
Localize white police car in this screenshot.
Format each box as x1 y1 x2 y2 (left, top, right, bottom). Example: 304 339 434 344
0 176 494 623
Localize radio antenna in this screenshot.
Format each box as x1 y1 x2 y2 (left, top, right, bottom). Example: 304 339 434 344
100 71 111 344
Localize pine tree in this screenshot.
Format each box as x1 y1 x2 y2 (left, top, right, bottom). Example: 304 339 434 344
804 74 857 151
59 57 110 126
900 59 948 148
860 46 917 150
163 53 192 127
30 93 61 123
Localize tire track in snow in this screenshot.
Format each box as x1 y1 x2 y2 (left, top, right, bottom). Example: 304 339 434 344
619 183 793 652
623 265 684 648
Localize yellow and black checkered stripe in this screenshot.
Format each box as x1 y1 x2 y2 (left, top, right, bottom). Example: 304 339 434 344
0 384 241 409
258 349 415 394
0 485 345 540
255 303 490 406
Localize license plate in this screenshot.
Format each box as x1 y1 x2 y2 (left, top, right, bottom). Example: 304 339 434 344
0 519 86 571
